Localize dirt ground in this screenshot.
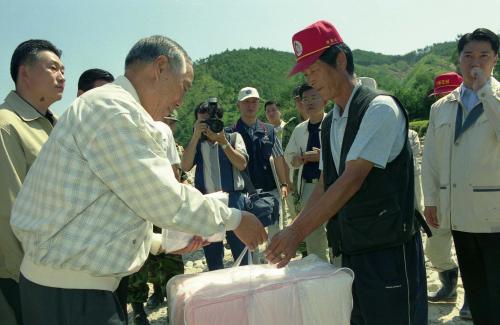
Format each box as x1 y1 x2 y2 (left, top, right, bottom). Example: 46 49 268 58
127 234 471 325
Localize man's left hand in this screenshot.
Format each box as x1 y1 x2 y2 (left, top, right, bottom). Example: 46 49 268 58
264 225 303 268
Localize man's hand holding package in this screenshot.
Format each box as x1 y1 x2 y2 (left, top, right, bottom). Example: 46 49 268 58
234 211 267 251
264 224 303 268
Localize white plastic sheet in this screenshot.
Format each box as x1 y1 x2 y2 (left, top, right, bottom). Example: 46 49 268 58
167 254 354 325
161 192 228 253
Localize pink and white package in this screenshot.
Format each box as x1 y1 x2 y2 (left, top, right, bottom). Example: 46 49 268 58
167 254 354 325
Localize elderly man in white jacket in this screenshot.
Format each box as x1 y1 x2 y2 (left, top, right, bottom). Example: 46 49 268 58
284 84 329 262
422 28 500 324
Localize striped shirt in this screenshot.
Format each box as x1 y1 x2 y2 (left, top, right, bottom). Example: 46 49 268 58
10 76 240 291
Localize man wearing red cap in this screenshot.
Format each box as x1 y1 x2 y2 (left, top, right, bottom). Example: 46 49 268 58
424 72 472 319
422 29 500 324
429 72 463 98
266 20 427 324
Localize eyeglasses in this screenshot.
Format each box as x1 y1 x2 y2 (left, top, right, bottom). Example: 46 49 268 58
197 107 208 114
301 96 322 104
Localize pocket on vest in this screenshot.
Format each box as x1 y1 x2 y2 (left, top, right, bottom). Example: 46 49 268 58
340 203 402 254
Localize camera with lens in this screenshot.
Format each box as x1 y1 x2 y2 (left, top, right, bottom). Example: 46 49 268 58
201 97 224 134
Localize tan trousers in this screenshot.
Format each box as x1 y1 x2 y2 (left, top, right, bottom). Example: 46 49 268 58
300 182 330 262
425 225 458 272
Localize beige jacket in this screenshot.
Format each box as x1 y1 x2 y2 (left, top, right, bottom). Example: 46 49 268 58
409 129 424 214
284 115 326 196
422 78 500 233
0 91 55 281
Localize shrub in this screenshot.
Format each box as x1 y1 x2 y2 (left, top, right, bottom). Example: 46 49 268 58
409 120 429 137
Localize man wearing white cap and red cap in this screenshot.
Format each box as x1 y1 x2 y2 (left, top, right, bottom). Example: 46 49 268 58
265 20 427 324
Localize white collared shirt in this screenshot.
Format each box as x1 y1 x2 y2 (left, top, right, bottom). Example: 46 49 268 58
320 85 406 173
460 84 480 113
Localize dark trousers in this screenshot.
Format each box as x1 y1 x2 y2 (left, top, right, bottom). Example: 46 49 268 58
0 278 23 324
203 191 248 271
203 230 248 270
452 231 500 325
19 274 126 325
342 234 427 325
114 276 128 324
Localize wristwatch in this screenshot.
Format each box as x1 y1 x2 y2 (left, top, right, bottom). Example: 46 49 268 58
221 143 229 150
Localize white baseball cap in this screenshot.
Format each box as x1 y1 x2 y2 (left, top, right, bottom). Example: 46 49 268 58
237 87 260 102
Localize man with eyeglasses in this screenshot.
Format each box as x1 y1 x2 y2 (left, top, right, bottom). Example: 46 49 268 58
284 83 329 262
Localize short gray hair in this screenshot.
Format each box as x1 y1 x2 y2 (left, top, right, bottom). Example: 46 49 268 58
125 35 192 74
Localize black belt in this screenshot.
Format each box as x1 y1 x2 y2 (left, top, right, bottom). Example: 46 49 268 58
303 178 319 184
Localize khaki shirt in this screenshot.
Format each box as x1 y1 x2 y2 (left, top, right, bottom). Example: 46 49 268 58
0 91 54 281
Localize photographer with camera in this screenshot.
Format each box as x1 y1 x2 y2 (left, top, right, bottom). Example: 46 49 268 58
181 99 250 270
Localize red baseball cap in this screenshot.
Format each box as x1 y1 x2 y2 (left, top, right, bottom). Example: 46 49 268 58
429 72 463 96
288 20 343 77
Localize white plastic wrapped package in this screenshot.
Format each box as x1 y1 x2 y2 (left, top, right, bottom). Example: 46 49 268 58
161 229 225 253
167 254 354 325
161 191 228 253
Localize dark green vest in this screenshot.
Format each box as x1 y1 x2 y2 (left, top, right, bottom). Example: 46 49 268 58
321 86 416 256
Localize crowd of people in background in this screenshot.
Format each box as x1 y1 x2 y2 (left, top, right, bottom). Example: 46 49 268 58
0 21 498 325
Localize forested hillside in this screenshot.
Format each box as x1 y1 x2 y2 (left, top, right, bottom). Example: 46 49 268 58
174 41 499 146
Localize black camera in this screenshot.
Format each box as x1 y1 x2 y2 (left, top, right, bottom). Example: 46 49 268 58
201 97 224 133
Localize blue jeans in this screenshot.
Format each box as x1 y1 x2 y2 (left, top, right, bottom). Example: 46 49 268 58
203 191 248 270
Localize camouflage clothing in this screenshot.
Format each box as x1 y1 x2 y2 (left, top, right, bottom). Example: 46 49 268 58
127 253 184 303
128 226 184 303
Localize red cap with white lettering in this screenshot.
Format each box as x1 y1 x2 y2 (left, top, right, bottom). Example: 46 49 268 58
429 72 463 96
289 20 343 77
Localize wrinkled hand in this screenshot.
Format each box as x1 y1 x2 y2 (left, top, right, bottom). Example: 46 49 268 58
170 236 209 255
234 211 268 251
471 67 488 91
424 206 439 228
265 225 303 268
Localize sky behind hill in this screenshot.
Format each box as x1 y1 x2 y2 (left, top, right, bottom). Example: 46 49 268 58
1 0 499 114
